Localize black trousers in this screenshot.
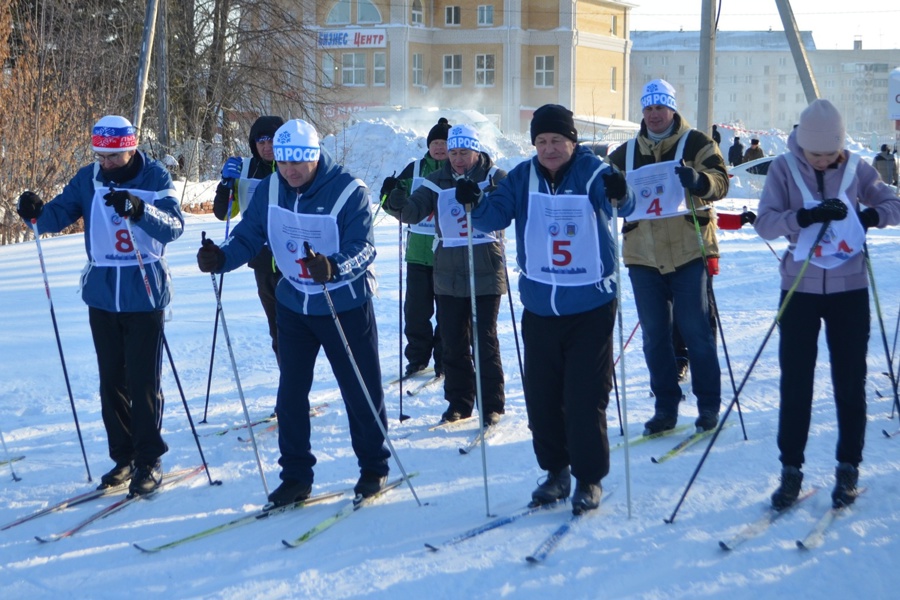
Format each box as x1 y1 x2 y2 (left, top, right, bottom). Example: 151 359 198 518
437 294 504 415
254 263 282 361
777 289 869 468
89 307 168 467
404 263 441 369
521 302 615 485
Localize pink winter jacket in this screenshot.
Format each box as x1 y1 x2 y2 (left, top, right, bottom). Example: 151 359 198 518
754 132 900 294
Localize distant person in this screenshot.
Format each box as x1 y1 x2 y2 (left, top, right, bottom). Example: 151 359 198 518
744 138 764 163
728 137 744 167
872 143 898 186
755 99 900 511
197 119 390 507
711 124 721 147
16 115 184 495
379 117 451 379
608 78 729 436
213 115 285 361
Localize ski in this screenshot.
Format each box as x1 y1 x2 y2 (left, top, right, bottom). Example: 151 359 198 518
525 490 613 564
458 422 500 455
0 455 25 467
34 466 206 543
882 427 900 439
202 414 276 437
424 500 567 551
133 488 347 553
237 404 327 442
406 374 444 397
1 480 131 532
385 368 434 387
609 424 692 452
718 488 818 551
281 474 414 548
428 416 476 431
796 488 866 550
650 423 731 464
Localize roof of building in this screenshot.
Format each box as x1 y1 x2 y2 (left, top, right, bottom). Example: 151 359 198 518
630 30 817 52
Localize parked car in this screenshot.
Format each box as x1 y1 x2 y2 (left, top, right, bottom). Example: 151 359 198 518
580 140 621 160
722 155 776 211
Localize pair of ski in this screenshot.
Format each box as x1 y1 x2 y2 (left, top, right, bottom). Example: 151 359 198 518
236 403 329 443
718 488 865 551
28 466 206 543
426 415 499 455
133 474 412 553
0 455 25 467
385 367 434 387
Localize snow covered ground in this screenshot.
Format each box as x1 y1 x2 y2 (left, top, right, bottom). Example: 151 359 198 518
1 123 900 599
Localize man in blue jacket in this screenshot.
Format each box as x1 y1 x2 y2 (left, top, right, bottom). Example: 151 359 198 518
464 104 635 514
16 115 184 495
197 119 390 507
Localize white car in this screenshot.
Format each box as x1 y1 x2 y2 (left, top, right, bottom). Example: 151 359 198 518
722 155 775 211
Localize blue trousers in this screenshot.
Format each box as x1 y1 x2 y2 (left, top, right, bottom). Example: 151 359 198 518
628 260 721 417
275 300 389 484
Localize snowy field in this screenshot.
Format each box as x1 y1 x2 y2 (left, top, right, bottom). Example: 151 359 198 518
1 122 899 599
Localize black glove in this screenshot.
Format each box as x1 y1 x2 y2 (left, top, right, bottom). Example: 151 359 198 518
674 163 704 192
386 188 408 212
16 191 43 221
740 210 757 226
213 182 233 220
302 243 335 283
455 178 482 207
857 207 879 231
380 176 399 201
103 189 145 221
197 233 226 273
796 198 848 228
601 169 627 203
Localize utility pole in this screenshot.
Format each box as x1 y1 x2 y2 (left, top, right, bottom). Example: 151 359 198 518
155 0 170 151
774 0 819 104
696 0 717 134
133 0 160 133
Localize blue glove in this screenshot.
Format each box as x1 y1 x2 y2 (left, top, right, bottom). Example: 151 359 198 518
674 163 704 192
221 157 242 180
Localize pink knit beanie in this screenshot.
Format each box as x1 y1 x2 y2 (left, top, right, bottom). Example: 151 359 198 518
796 99 845 152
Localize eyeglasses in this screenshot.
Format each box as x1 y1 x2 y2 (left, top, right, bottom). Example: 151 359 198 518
255 136 273 144
94 152 126 164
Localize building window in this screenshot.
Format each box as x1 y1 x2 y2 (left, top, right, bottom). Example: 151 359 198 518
611 15 618 36
678 65 685 76
327 0 350 24
729 93 737 102
412 53 424 86
411 0 423 25
342 52 366 86
535 55 555 88
796 93 803 102
443 54 462 86
764 65 770 75
643 56 651 66
477 5 493 26
610 66 617 92
326 0 382 25
323 54 335 88
373 52 386 86
778 74 787 85
475 54 495 86
746 56 752 66
357 0 381 23
778 92 786 102
445 6 460 26
779 57 787 66
661 56 669 66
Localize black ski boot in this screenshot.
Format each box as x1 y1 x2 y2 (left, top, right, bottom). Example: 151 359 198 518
129 459 163 496
267 479 312 508
355 470 388 499
831 462 859 508
571 480 602 515
97 461 134 490
643 413 677 436
770 465 803 511
530 466 571 507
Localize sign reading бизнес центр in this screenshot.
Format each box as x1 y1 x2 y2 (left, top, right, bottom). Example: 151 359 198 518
317 29 386 49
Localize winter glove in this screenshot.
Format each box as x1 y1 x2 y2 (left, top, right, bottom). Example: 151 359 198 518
674 162 705 193
221 156 242 180
103 189 145 221
213 183 233 220
379 175 399 203
796 198 847 228
455 178 482 207
16 191 43 221
601 169 628 204
857 208 879 231
197 233 226 273
386 188 408 212
706 257 719 276
302 243 335 283
740 210 757 226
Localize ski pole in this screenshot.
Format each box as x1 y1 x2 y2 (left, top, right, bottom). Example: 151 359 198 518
303 242 421 506
612 320 639 434
462 204 493 517
665 221 830 524
201 183 235 423
198 232 268 497
121 212 221 488
398 218 410 421
499 239 524 382
863 243 900 421
29 220 92 483
0 427 22 482
612 198 632 518
614 321 640 366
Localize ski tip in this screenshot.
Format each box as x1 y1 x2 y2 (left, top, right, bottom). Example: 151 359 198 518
883 429 892 438
650 456 661 464
133 542 158 554
525 555 541 564
281 539 297 549
796 540 808 550
424 543 439 552
718 541 732 551
458 447 469 455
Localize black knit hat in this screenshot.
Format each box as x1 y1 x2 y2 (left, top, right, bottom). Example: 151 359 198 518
427 117 451 146
530 104 578 145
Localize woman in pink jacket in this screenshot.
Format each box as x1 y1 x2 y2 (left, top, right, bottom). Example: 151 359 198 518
754 99 900 511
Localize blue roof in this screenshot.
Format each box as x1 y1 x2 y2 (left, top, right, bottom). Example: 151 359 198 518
630 30 817 52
